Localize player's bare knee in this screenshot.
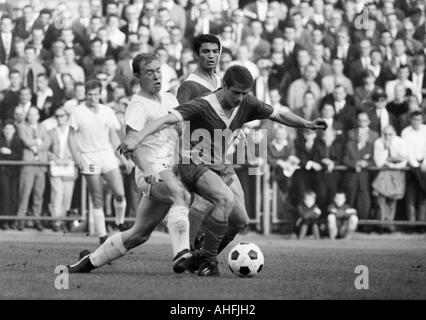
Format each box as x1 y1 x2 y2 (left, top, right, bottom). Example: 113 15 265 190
114 194 125 203
213 191 234 212
92 197 103 209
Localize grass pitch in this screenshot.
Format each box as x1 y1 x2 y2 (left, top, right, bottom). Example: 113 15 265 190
0 230 425 300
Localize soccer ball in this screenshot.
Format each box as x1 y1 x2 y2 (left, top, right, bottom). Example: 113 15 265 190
227 242 264 278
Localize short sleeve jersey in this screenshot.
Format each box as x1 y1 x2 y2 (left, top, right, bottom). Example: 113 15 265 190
69 103 120 153
124 92 179 164
169 92 277 164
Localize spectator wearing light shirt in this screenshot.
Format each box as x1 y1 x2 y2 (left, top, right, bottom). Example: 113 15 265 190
401 111 426 222
385 64 416 102
409 55 426 104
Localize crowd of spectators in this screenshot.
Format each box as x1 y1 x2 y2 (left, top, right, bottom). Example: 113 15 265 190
0 0 426 237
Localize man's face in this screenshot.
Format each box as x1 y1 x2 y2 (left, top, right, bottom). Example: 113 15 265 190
40 13 51 26
334 87 346 102
136 59 162 95
393 40 406 56
270 90 281 105
20 89 32 104
219 53 232 71
334 193 346 207
27 108 40 124
284 27 295 42
312 30 323 43
55 109 68 126
272 37 284 52
357 113 370 128
104 59 117 75
90 18 102 33
170 29 182 44
10 73 22 88
321 104 335 118
414 63 425 74
251 22 263 37
75 85 86 100
332 59 343 74
36 76 47 90
380 32 392 46
23 7 34 22
14 107 25 123
359 40 371 57
371 51 382 65
2 124 16 140
91 41 102 57
25 48 36 63
61 30 74 44
375 97 387 109
304 65 317 82
64 49 76 64
86 88 101 107
232 10 244 24
1 18 13 33
52 41 65 56
337 31 349 45
32 29 44 45
410 115 423 130
303 93 315 108
126 6 139 22
79 3 91 18
195 42 220 72
297 51 310 67
223 84 251 109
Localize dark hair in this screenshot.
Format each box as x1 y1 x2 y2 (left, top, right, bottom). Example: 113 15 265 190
75 81 85 88
20 86 31 93
36 73 48 79
85 79 102 92
410 110 423 119
130 78 140 87
90 37 102 45
304 190 316 198
24 44 36 52
1 15 13 22
9 69 21 76
39 8 52 16
223 65 253 89
103 55 116 63
132 52 158 74
192 34 221 54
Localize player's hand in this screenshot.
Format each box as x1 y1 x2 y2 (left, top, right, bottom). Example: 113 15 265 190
309 118 328 131
117 136 140 156
144 169 160 185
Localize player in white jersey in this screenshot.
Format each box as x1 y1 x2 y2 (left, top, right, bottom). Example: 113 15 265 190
66 53 211 274
68 80 128 244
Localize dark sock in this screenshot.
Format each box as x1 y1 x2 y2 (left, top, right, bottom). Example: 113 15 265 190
202 215 228 260
218 225 242 254
188 208 205 249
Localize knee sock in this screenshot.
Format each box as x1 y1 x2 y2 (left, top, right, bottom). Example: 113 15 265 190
113 196 127 225
189 193 213 248
202 215 228 260
89 232 127 267
92 208 107 237
217 224 244 254
167 205 190 257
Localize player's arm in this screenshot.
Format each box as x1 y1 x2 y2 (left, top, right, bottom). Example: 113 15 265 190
268 105 327 130
68 127 84 171
117 113 180 155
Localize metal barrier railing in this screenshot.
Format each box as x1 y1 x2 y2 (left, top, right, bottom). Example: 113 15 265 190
1 160 425 235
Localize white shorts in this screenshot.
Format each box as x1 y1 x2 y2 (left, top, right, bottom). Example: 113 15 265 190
81 148 119 175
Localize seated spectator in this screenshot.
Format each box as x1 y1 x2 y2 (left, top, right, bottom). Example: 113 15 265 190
312 128 343 215
47 107 77 232
0 121 23 230
103 56 130 101
245 19 271 62
401 111 426 222
280 49 311 97
106 14 126 49
231 45 259 80
349 39 372 88
13 45 46 94
16 107 50 231
16 87 34 118
410 54 426 104
311 43 332 79
327 191 358 239
294 91 321 127
372 125 408 233
296 191 321 239
63 47 85 84
369 49 394 89
342 126 374 223
7 38 26 70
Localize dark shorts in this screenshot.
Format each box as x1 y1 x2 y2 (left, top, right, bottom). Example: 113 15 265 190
178 163 235 190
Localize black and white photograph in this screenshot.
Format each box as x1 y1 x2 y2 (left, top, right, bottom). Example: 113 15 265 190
0 0 426 309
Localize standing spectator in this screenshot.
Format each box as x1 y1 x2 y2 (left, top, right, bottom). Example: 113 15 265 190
401 111 426 222
231 45 259 80
282 22 303 67
294 91 321 136
0 70 22 122
354 70 381 110
7 38 26 70
253 58 272 105
279 49 311 97
106 14 126 49
327 191 358 239
287 64 321 110
48 107 76 232
321 58 354 96
243 0 269 22
385 64 416 102
246 19 270 62
16 87 34 118
410 54 426 104
379 29 394 63
0 15 16 64
372 125 408 232
161 0 187 35
63 47 85 84
296 191 321 239
367 88 397 136
0 121 23 230
387 39 412 77
324 85 357 132
16 106 50 231
398 18 423 56
14 5 37 40
342 126 374 223
32 73 53 121
229 9 249 47
312 128 343 215
13 45 46 94
349 39 372 88
311 43 332 79
369 49 394 88
347 111 379 145
151 8 174 48
120 4 141 40
387 83 410 133
331 27 359 75
263 10 282 43
29 28 50 67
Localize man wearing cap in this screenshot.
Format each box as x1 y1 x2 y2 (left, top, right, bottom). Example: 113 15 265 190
409 55 426 103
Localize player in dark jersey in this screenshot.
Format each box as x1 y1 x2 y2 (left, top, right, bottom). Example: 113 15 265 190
177 34 222 104
118 65 327 276
177 34 222 251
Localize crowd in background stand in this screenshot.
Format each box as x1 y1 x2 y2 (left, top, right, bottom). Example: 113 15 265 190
1 0 426 238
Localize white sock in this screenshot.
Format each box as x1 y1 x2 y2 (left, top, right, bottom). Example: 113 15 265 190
113 197 127 225
92 208 107 237
167 205 190 257
89 232 127 267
